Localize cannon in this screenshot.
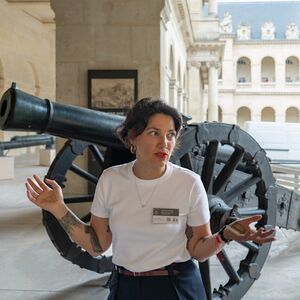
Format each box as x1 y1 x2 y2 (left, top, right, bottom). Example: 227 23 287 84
0 134 55 156
1 84 299 299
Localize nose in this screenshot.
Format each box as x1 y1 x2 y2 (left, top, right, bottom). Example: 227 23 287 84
159 135 168 148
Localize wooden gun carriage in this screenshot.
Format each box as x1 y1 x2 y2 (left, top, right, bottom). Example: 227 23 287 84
1 83 299 299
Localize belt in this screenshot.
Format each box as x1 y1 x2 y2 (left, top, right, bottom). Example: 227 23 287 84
115 265 180 277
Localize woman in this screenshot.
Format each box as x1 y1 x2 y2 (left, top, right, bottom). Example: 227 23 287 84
26 98 275 300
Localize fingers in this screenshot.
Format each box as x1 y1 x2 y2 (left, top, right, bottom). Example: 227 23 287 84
26 177 43 194
239 215 262 226
25 175 52 204
250 227 276 244
33 174 49 190
26 183 38 202
45 178 60 191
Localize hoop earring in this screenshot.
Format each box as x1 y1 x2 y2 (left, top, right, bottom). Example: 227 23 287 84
130 144 136 154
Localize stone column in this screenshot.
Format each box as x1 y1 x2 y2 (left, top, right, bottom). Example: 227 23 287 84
207 62 219 121
252 62 260 89
169 79 178 108
276 62 285 89
164 68 171 104
208 0 218 16
252 113 261 122
182 91 187 115
188 62 203 122
276 112 285 123
189 0 203 18
177 87 183 112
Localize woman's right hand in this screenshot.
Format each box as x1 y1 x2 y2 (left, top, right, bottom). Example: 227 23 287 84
25 175 64 214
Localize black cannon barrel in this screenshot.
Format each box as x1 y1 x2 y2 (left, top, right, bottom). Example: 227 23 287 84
0 84 125 148
11 134 55 149
0 134 55 156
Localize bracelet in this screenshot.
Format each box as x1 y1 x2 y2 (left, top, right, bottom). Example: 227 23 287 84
219 226 232 244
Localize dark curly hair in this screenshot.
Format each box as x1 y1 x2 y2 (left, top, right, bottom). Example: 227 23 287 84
116 97 182 148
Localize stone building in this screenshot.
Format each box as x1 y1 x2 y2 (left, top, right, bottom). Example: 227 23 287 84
2 0 300 177
217 0 300 127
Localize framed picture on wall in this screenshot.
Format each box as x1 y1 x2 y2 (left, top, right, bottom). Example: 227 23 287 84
88 69 138 115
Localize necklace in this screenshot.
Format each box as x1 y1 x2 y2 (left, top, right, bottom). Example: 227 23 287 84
133 176 160 208
132 164 162 208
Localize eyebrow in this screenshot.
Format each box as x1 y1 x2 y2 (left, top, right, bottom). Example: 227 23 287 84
146 127 176 132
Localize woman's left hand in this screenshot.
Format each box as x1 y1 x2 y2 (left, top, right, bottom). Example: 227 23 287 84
223 215 276 244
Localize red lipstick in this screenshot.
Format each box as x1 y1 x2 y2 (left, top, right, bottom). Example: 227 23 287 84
156 152 168 158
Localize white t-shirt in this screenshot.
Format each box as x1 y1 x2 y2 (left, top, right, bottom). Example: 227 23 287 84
91 160 210 272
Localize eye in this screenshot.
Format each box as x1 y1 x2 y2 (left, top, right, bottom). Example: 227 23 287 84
148 130 159 136
167 132 176 140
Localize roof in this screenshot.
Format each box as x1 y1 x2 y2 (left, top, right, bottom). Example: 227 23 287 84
214 1 300 39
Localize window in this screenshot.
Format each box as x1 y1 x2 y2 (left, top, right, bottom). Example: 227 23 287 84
237 59 246 65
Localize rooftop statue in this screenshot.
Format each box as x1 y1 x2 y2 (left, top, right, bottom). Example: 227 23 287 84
286 22 299 39
237 23 251 40
261 22 275 40
220 12 232 33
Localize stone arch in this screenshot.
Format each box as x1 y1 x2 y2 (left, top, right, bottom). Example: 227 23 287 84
236 57 251 83
237 106 251 128
261 56 275 82
286 106 299 122
285 56 299 82
261 106 275 122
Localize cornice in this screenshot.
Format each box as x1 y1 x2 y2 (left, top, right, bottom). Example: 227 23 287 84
234 39 300 46
218 89 300 96
167 0 194 46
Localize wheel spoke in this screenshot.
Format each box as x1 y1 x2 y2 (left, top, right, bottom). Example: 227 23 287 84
199 260 212 300
239 207 266 217
180 153 193 170
89 145 105 167
239 241 260 252
213 146 244 194
201 140 219 192
217 249 241 284
64 195 94 204
70 163 98 184
220 176 261 205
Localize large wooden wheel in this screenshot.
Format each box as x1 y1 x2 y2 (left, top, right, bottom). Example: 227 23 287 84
43 122 276 299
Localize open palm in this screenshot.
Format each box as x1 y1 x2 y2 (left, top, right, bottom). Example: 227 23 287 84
25 175 64 213
224 215 276 244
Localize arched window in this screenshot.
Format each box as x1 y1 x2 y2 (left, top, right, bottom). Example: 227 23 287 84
285 56 299 82
261 107 275 122
286 107 299 122
261 57 275 82
237 57 251 83
237 106 251 128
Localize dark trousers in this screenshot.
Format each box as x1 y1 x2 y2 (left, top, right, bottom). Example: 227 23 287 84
108 260 207 300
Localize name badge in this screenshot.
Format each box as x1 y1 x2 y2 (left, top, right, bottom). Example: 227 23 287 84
152 208 179 224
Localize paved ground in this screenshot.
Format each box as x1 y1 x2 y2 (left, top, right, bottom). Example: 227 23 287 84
0 153 300 300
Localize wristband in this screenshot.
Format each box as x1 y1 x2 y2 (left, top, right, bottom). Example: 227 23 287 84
219 226 232 243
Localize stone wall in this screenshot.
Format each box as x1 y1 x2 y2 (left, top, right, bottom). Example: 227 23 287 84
50 0 165 195
0 0 55 154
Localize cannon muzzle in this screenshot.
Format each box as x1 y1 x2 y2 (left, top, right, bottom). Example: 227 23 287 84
0 84 124 148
